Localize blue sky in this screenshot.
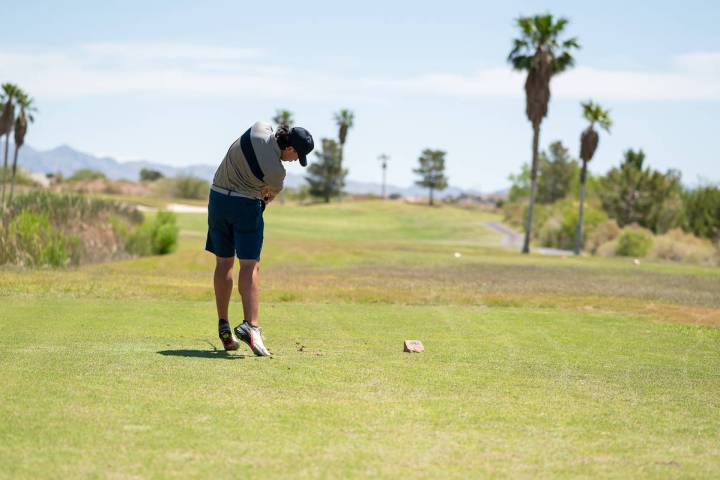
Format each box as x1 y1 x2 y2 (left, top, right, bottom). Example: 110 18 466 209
2 0 719 191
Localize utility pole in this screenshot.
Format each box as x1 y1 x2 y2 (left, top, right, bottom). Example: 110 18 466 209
378 154 389 199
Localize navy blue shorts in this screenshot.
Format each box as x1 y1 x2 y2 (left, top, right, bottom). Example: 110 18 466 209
205 189 265 260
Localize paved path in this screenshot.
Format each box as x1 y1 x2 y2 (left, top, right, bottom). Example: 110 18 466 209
137 203 207 213
482 221 574 256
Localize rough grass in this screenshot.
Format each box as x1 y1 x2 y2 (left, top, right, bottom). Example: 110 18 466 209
1 200 719 478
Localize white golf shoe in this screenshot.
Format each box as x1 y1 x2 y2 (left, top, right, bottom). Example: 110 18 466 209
234 321 272 357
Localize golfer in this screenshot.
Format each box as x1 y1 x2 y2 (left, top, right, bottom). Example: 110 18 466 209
206 121 314 356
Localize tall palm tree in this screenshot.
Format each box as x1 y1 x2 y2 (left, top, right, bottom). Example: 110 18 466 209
333 109 354 166
272 109 294 128
9 92 37 203
1 84 23 205
574 100 611 255
508 14 579 253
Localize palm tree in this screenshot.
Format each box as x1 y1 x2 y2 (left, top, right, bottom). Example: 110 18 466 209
9 92 37 203
378 154 390 199
272 109 294 128
1 83 22 205
574 100 611 255
508 14 579 253
333 109 354 166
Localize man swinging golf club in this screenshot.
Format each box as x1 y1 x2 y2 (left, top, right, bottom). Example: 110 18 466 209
206 121 314 356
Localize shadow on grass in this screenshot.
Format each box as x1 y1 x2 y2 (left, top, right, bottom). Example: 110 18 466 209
157 349 246 360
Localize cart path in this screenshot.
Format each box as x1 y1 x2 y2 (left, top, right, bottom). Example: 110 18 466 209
482 221 574 256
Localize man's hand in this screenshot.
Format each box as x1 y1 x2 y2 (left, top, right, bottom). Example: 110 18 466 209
261 186 277 204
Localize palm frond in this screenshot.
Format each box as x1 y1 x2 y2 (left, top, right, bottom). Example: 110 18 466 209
553 17 569 34
18 94 37 124
563 37 581 49
509 55 534 71
333 109 354 128
508 14 579 73
581 100 612 133
1 83 23 100
516 17 535 37
552 51 575 73
535 14 552 39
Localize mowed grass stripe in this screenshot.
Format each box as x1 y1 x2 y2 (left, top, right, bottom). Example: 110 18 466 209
1 298 719 478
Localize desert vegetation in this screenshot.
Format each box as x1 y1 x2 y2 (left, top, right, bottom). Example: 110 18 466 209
504 146 720 265
0 191 177 267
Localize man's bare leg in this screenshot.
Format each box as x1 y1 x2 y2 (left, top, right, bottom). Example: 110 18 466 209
238 259 260 326
234 259 271 356
214 256 235 320
214 256 239 350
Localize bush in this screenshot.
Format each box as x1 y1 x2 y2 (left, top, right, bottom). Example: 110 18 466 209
67 168 107 182
615 225 653 257
125 210 178 256
504 198 608 250
1 191 148 267
0 166 40 187
596 239 618 257
558 203 607 250
140 168 164 182
7 191 142 225
649 229 719 266
585 220 621 255
2 211 74 267
153 176 209 200
151 211 179 254
683 186 720 242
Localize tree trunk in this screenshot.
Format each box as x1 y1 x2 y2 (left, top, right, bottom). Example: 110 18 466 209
0 133 10 205
9 144 21 204
337 143 344 203
522 123 541 254
429 187 434 206
574 160 588 256
381 166 386 199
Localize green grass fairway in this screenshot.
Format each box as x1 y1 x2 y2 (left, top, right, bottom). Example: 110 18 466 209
1 200 719 478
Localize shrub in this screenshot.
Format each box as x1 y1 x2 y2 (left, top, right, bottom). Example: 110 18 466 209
7 191 143 225
596 239 618 257
151 211 179 254
683 185 720 242
125 211 178 256
140 168 164 182
67 168 107 182
559 204 607 250
0 166 40 187
649 229 719 266
539 215 566 248
615 225 653 257
585 220 621 255
3 211 72 267
2 191 147 267
154 176 209 200
505 198 608 250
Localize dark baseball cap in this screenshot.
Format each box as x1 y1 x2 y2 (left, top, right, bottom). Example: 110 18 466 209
289 127 314 167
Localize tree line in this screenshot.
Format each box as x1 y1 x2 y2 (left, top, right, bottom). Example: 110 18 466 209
505 13 718 253
507 142 720 245
274 109 449 205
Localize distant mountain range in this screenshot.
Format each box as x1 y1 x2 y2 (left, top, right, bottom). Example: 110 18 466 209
17 144 506 199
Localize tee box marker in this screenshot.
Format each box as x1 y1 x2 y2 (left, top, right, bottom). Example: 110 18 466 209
404 340 425 353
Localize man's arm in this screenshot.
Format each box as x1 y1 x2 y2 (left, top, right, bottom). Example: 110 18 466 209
262 167 285 204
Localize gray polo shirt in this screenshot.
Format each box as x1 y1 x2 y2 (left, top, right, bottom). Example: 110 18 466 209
212 121 286 198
